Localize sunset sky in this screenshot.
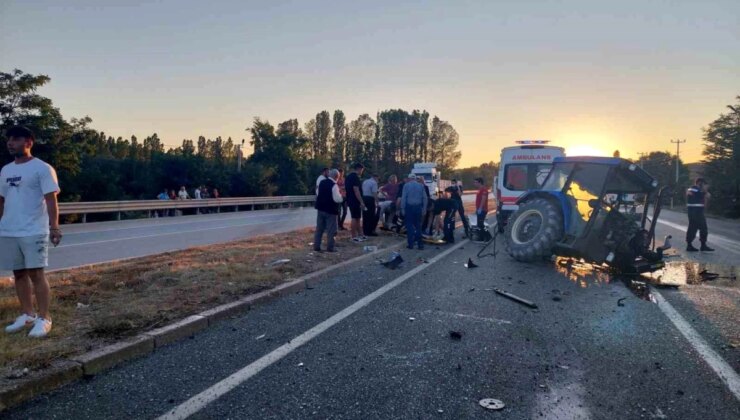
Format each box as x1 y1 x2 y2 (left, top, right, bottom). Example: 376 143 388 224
2 0 738 166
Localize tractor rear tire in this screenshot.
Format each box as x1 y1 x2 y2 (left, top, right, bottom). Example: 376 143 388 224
504 197 564 262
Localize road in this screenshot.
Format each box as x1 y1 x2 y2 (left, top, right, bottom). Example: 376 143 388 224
5 213 740 419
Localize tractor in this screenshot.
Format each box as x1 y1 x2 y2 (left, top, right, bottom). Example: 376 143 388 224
503 156 670 274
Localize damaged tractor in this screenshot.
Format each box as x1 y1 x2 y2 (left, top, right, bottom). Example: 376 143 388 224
504 156 670 274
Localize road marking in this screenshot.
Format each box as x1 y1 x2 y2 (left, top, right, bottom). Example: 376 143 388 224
56 216 313 249
158 239 470 420
652 290 740 401
654 219 740 255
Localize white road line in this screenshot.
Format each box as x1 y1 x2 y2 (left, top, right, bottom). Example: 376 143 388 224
654 219 740 255
653 290 740 402
56 217 312 249
158 239 470 420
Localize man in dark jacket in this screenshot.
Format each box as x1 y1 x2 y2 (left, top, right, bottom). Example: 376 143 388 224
686 178 714 252
314 169 343 252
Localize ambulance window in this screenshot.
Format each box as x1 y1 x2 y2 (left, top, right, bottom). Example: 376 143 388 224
504 165 528 190
534 164 552 186
541 163 574 191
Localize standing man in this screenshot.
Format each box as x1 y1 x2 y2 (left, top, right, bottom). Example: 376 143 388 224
362 173 380 236
686 178 714 252
1 126 61 338
401 174 428 250
345 163 366 242
315 167 329 195
314 169 343 252
474 177 489 229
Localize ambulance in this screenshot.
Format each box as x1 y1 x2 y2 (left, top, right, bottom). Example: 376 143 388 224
494 140 565 232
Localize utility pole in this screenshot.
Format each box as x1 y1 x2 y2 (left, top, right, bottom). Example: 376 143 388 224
237 139 245 172
670 139 686 209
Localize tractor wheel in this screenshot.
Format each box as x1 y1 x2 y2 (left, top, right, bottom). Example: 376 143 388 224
504 197 564 262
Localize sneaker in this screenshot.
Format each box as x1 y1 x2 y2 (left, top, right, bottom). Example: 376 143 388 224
700 244 715 252
359 236 368 242
352 237 362 243
28 317 52 338
5 314 37 333
686 243 699 252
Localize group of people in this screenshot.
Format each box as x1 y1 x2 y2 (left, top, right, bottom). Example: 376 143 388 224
313 163 489 251
158 185 220 201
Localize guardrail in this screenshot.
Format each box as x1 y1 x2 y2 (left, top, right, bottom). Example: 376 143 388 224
59 195 317 223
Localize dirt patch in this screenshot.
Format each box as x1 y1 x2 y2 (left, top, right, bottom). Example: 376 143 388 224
0 227 401 379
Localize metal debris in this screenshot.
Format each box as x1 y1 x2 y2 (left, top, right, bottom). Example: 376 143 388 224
267 259 291 267
479 398 505 410
617 298 626 307
464 258 478 268
381 252 404 269
449 330 463 341
363 245 378 252
255 334 266 340
494 288 538 309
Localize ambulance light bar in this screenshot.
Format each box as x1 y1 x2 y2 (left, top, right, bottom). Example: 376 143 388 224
515 140 550 144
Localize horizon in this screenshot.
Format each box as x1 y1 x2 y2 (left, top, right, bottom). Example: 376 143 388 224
2 0 738 166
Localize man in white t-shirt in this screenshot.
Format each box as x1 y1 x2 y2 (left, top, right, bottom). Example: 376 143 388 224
315 167 329 195
0 126 61 338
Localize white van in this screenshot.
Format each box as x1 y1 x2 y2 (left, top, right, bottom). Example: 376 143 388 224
494 141 565 232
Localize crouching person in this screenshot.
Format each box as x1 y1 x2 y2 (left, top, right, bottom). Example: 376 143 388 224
314 169 343 252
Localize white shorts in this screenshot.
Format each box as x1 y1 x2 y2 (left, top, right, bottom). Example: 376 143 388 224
0 235 50 271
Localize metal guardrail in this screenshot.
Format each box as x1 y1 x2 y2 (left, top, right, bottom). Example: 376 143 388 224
59 195 316 222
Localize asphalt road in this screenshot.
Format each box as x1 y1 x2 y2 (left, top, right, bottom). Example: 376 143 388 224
6 213 740 419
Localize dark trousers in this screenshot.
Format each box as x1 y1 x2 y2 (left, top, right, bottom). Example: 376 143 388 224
404 204 423 248
338 199 348 228
453 199 470 233
476 209 486 229
314 210 338 251
362 196 378 235
686 207 708 244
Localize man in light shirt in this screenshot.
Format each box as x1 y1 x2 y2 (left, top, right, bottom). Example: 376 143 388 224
361 173 380 236
1 126 61 338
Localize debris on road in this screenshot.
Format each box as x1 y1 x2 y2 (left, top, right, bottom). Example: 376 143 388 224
417 257 429 264
255 334 266 340
6 368 29 379
494 288 538 309
267 258 291 267
479 398 505 411
409 317 416 321
297 362 304 367
699 270 719 281
380 252 404 269
363 245 378 252
449 330 463 341
468 288 476 292
617 298 626 307
464 258 478 268
552 296 562 302
76 302 90 309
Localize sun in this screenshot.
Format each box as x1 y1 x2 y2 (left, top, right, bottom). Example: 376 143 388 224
565 144 611 157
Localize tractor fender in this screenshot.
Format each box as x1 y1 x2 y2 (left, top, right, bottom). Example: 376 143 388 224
516 191 572 233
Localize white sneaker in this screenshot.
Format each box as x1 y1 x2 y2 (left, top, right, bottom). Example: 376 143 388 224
5 314 37 333
28 317 52 338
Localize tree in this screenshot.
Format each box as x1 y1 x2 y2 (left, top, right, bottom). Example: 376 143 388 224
702 96 740 217
313 111 331 160
331 110 346 166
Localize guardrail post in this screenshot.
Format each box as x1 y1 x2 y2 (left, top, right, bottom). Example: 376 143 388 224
82 213 87 223
117 212 121 221
235 205 239 212
251 204 254 211
217 206 220 213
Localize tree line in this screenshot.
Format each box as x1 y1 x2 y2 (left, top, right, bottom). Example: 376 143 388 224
0 69 461 202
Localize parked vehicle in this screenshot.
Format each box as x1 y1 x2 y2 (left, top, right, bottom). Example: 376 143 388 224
411 162 451 196
494 140 565 232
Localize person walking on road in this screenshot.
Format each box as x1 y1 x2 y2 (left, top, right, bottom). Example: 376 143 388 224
1 126 62 338
401 174 428 250
314 169 343 252
686 178 714 252
345 163 366 242
474 177 489 230
362 173 380 236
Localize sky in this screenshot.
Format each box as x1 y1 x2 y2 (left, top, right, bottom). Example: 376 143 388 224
1 0 738 166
